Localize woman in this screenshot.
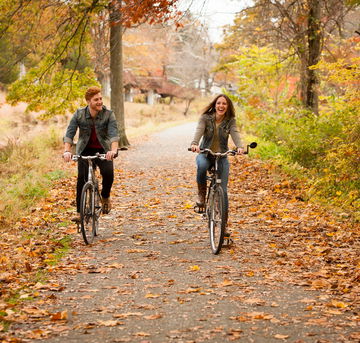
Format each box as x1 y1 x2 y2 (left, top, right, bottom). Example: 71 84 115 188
190 94 244 232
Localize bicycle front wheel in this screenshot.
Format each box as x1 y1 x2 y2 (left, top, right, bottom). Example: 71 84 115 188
93 187 101 237
80 182 96 245
208 185 226 254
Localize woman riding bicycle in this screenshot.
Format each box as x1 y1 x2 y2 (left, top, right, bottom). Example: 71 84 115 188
190 94 244 233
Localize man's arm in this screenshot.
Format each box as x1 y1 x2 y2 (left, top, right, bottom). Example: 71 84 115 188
105 141 119 161
63 113 78 162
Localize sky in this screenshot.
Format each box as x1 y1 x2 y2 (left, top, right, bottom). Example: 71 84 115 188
177 0 253 42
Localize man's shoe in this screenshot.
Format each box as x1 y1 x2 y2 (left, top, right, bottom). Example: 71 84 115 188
102 197 111 214
71 213 81 223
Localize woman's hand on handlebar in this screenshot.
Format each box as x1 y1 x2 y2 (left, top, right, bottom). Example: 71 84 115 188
237 147 245 155
190 144 200 153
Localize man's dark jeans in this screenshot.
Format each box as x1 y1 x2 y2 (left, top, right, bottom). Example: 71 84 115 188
76 148 114 213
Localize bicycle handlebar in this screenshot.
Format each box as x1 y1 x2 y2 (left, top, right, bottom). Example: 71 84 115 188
188 142 257 156
203 149 237 157
72 153 116 161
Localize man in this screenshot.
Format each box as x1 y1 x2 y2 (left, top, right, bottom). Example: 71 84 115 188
63 86 119 221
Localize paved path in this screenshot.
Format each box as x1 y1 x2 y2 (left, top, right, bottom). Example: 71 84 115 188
12 122 359 343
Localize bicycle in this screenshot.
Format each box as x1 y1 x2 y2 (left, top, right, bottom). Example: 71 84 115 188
189 142 257 254
72 153 117 245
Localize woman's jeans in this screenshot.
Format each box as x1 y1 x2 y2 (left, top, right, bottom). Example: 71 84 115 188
196 153 230 213
76 148 114 213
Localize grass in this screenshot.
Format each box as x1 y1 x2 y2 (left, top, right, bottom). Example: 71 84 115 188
0 127 67 225
43 236 72 266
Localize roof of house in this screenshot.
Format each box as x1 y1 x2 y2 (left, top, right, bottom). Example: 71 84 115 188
123 71 199 100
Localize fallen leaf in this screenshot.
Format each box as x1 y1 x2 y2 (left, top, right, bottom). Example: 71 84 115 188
145 293 161 298
134 332 150 337
98 320 123 327
144 314 163 320
220 279 234 287
274 334 289 339
244 298 265 306
50 311 68 321
189 265 200 271
328 300 348 309
113 312 143 319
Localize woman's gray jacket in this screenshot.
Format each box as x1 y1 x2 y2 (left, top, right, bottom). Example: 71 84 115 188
191 113 242 153
63 105 119 155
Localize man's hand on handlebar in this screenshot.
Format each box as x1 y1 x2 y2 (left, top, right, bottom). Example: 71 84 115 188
63 151 72 163
106 150 117 161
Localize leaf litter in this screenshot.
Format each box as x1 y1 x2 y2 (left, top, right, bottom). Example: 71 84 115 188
0 136 359 342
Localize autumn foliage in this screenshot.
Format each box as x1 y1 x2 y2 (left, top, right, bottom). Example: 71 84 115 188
120 0 179 27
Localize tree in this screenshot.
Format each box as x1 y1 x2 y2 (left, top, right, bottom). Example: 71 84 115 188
108 0 178 147
218 0 358 113
109 0 127 147
2 0 179 146
166 11 217 93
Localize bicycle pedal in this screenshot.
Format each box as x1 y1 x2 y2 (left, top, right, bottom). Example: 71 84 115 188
223 237 234 246
194 205 205 214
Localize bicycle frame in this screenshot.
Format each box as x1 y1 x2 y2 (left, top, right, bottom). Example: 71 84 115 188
72 153 107 244
198 149 236 214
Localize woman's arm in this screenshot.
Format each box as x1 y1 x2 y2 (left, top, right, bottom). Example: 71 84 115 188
229 118 242 149
191 115 206 146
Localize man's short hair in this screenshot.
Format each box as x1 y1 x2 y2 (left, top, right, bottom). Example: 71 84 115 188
85 86 101 101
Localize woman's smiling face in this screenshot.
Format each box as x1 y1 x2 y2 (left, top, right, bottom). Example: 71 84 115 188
215 96 228 117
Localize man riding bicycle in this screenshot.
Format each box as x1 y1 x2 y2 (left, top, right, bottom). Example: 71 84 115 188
63 86 119 221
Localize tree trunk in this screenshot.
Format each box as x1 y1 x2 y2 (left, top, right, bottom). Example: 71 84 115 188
109 0 129 148
183 98 192 116
306 0 322 114
299 50 308 107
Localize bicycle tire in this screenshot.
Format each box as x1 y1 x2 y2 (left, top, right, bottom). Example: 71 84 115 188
93 187 101 236
80 182 96 245
208 185 226 254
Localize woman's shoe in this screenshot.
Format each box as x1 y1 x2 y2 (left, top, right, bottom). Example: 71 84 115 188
196 183 207 206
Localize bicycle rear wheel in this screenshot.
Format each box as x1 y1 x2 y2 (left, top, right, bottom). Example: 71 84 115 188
208 185 226 254
80 182 96 245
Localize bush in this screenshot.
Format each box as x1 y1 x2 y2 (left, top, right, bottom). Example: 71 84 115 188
240 104 359 219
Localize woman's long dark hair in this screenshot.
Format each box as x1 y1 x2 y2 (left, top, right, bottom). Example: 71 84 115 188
201 94 235 119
